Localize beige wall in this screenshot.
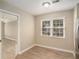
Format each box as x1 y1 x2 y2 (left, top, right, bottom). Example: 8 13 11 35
0 20 1 40
5 21 18 40
77 4 79 18
0 1 35 52
1 21 5 39
35 9 74 51
0 43 1 59
0 21 5 40
20 13 35 51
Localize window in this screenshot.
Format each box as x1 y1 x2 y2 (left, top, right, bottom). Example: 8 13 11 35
41 18 65 38
41 20 51 36
53 19 64 37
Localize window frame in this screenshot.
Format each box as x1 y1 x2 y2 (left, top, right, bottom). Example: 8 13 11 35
41 17 65 38
52 17 65 38
41 19 52 37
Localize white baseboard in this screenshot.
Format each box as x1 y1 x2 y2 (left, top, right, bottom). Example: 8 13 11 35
18 44 75 56
19 45 35 54
34 44 74 54
5 37 16 41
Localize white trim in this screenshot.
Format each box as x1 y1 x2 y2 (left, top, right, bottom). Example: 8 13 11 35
73 4 79 59
34 44 74 54
52 17 65 38
19 45 35 54
5 37 16 41
17 14 20 55
5 36 16 41
73 6 76 59
17 44 74 56
0 9 19 16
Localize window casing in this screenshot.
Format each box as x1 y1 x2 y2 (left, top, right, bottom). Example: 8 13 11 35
41 18 65 38
41 20 51 36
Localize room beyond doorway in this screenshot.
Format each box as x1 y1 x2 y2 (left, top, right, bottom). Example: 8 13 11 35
0 9 20 59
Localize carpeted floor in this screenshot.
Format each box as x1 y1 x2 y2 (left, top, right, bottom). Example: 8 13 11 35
16 46 74 59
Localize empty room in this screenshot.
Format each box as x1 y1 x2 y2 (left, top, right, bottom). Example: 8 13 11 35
0 0 79 59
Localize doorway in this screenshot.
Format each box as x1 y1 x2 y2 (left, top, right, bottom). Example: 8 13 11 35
0 9 20 59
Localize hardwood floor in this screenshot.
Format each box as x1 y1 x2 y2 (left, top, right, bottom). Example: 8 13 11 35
76 54 79 59
2 39 16 59
16 46 74 59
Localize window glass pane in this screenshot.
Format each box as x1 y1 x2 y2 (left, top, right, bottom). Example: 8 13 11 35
53 20 59 27
42 28 51 36
53 28 59 36
42 28 46 32
53 28 63 37
53 28 59 32
59 20 63 27
41 19 64 37
59 33 63 36
60 23 63 27
59 28 63 33
57 33 59 36
53 33 55 36
53 20 56 23
56 20 59 24
53 19 63 27
42 21 50 27
59 28 63 36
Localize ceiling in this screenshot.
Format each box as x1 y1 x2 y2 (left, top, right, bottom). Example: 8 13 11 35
4 0 79 15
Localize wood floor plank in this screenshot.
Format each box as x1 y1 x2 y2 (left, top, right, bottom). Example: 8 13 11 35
16 46 74 59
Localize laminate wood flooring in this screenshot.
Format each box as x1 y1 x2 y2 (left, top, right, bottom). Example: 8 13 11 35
2 39 16 59
16 46 74 59
76 53 79 59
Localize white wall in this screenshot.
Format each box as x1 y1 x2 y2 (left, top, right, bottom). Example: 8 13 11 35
5 21 18 40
